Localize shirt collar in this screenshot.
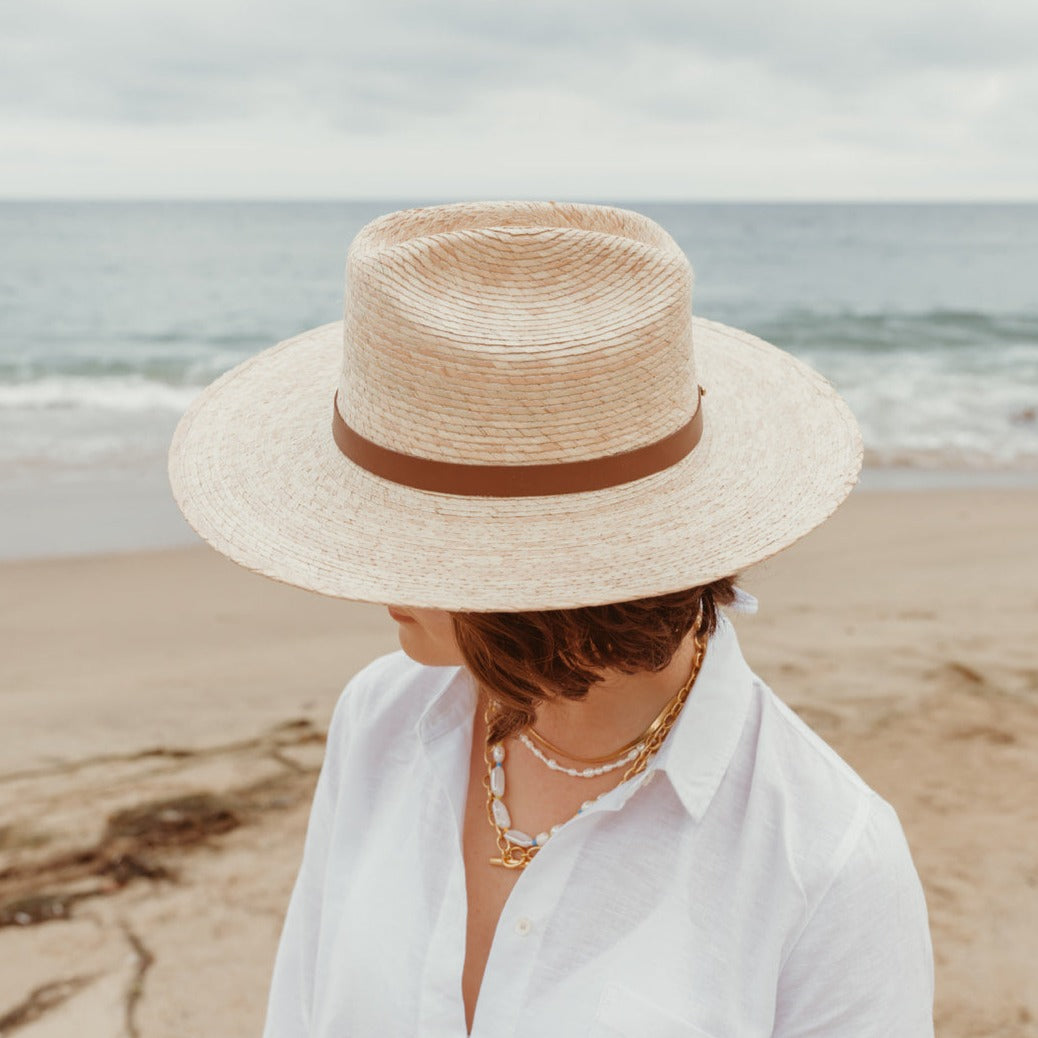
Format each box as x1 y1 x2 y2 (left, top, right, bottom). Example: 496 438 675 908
647 612 755 821
416 662 478 744
414 611 755 823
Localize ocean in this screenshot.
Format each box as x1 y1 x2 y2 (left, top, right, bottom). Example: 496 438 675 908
2 200 1037 556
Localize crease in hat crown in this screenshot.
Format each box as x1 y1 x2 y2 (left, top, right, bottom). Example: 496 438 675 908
334 200 700 467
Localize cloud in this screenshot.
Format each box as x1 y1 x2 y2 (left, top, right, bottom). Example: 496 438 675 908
1 0 1035 197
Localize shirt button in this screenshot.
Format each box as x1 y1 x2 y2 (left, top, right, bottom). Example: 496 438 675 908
514 917 533 936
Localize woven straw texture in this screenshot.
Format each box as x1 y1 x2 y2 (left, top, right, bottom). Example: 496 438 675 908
168 200 862 611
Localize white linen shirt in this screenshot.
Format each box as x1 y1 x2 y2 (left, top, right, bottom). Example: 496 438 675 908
261 613 934 1037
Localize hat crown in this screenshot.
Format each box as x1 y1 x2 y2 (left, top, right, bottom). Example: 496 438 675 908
337 201 699 465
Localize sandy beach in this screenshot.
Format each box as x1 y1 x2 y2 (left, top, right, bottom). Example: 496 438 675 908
1 486 1036 1037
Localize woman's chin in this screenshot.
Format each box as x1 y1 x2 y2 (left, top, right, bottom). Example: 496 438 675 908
386 605 465 666
394 625 462 667
395 626 429 663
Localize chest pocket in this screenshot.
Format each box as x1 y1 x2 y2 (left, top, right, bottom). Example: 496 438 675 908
592 983 723 1038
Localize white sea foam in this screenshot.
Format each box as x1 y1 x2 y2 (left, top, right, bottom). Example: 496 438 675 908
0 376 202 412
796 348 1038 469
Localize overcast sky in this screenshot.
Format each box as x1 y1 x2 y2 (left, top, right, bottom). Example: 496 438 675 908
2 0 1035 200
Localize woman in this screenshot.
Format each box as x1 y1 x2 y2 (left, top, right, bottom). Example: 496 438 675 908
168 200 934 1036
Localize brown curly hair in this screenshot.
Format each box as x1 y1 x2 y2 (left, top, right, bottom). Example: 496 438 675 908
451 576 740 745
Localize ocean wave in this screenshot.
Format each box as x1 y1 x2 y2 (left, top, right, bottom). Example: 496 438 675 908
863 446 1038 470
756 309 1038 353
0 350 247 386
2 310 1036 468
0 375 202 411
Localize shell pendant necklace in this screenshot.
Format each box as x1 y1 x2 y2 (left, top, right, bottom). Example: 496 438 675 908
483 630 708 869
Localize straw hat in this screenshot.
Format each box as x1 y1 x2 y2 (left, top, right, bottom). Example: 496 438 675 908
168 200 862 612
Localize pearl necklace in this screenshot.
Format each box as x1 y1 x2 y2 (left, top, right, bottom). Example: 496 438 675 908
484 740 608 861
483 629 708 869
516 730 643 777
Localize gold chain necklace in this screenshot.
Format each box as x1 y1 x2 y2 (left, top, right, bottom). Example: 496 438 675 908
523 685 684 766
483 630 708 869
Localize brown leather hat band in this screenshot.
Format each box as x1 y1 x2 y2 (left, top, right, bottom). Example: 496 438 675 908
331 386 704 497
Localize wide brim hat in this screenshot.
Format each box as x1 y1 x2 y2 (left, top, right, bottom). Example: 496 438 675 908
168 200 862 612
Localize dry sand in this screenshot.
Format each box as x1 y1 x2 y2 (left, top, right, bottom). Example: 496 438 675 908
1 487 1036 1037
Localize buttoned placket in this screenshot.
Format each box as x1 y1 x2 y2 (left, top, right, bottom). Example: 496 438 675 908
468 771 655 1038
413 668 660 1038
414 672 478 1037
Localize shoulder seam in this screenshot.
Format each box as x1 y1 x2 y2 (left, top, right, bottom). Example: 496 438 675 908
776 790 877 974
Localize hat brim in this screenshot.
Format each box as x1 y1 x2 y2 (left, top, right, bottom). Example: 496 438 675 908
167 316 862 611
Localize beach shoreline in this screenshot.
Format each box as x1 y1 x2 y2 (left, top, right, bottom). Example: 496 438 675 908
3 463 1038 563
2 486 1037 1036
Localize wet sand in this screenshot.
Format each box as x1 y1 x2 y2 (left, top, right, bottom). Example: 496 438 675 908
1 487 1036 1036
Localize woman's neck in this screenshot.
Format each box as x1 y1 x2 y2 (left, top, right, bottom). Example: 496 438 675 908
526 631 701 763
